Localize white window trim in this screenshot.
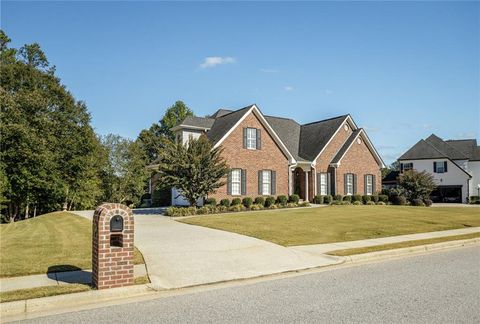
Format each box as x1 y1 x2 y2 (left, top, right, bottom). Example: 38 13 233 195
403 163 413 172
262 170 271 195
366 174 373 195
436 161 445 173
246 128 257 150
320 173 328 195
231 169 242 196
346 173 353 195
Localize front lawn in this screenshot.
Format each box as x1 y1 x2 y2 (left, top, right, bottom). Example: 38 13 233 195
180 206 480 246
0 212 144 277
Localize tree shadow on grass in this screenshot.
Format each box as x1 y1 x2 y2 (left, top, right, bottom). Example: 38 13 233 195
47 265 92 285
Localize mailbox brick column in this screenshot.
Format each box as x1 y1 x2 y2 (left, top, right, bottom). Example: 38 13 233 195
92 203 134 289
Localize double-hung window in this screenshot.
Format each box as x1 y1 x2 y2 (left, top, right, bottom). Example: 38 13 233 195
365 174 373 195
246 128 257 149
231 169 241 195
401 163 413 173
262 170 271 195
319 173 328 195
435 161 446 173
346 173 354 195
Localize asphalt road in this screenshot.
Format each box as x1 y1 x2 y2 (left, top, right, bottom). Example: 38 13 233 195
18 247 480 323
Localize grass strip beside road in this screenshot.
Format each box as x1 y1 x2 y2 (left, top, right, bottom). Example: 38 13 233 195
327 232 480 256
0 284 91 303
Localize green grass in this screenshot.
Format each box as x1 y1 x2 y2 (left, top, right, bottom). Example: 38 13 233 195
0 284 91 303
180 206 480 246
328 232 480 256
0 212 144 277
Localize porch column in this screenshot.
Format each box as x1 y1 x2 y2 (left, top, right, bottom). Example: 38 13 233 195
305 171 309 202
288 168 293 196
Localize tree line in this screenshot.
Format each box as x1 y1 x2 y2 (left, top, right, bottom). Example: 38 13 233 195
0 31 194 222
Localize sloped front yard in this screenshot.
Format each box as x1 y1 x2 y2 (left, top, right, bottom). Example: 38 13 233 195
0 212 144 277
180 206 480 246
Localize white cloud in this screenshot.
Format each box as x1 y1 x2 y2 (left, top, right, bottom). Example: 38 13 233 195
260 68 279 73
284 86 294 91
199 56 236 69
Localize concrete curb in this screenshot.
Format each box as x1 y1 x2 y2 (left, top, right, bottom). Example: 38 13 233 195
341 238 480 264
1 284 155 321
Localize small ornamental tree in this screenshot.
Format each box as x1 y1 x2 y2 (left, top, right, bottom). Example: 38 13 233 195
157 136 229 206
399 170 436 201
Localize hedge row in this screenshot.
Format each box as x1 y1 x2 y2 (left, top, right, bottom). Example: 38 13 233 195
204 194 300 209
313 194 389 205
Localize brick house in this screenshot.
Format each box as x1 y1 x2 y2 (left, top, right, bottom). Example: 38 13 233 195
162 104 384 205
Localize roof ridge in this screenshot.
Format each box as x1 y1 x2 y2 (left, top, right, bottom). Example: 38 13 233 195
214 105 253 119
421 139 449 157
264 115 300 123
301 114 349 127
425 134 468 159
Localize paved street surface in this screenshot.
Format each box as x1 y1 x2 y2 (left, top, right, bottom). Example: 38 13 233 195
18 247 480 323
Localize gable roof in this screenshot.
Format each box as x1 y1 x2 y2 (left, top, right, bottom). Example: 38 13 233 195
445 139 480 161
425 134 468 160
171 116 215 131
264 116 302 161
398 139 447 160
211 109 233 118
298 115 350 161
331 129 363 164
206 105 253 146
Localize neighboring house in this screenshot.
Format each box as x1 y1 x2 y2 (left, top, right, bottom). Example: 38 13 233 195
382 170 400 190
163 104 384 206
398 134 480 203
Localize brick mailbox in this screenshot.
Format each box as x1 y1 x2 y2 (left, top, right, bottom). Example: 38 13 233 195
92 203 134 289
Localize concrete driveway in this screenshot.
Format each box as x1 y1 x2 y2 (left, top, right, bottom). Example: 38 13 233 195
72 209 341 290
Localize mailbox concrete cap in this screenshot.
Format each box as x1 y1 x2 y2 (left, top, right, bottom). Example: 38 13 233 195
93 203 134 229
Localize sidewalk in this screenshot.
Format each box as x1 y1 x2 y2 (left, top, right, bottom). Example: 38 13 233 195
289 227 480 255
0 264 147 293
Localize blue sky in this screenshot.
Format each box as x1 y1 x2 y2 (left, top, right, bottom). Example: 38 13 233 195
2 1 479 164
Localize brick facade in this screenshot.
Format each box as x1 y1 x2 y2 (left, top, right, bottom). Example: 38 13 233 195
92 203 134 290
209 112 290 201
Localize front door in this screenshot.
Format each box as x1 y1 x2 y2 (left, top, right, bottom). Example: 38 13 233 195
293 167 305 200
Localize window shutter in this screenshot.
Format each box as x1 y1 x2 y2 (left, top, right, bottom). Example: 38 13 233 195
241 169 247 195
227 171 232 195
256 129 262 150
364 175 368 195
316 173 321 195
353 174 357 194
444 161 447 172
271 170 276 195
243 128 247 149
344 174 347 195
327 173 331 195
433 162 437 173
372 175 376 194
400 163 404 173
258 170 263 195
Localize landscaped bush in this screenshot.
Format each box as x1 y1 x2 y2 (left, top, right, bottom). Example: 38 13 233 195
353 201 363 205
286 202 297 208
324 195 333 204
229 204 244 212
269 204 278 209
342 201 351 205
196 206 211 215
255 197 265 206
330 200 343 205
366 201 376 205
313 195 324 204
276 195 288 205
362 195 371 204
217 205 228 213
376 201 386 205
250 204 263 211
352 194 362 203
469 196 480 204
423 198 433 207
264 196 276 207
371 195 379 203
288 194 300 204
378 195 388 203
204 198 216 206
343 195 352 202
411 199 425 206
165 207 197 217
242 197 253 208
231 198 242 206
393 196 407 205
334 194 343 201
299 201 311 207
220 199 231 207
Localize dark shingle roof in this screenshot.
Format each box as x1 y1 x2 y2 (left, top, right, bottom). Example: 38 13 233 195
176 116 215 129
331 129 362 163
211 109 233 118
206 105 253 145
264 116 302 160
298 115 349 161
382 170 400 182
398 139 448 160
445 139 480 161
425 134 467 160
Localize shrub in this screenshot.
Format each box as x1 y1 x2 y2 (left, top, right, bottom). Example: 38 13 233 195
250 204 263 210
366 201 376 205
264 196 276 207
362 195 371 204
371 195 379 203
269 204 278 209
255 196 265 206
242 197 253 208
204 198 216 206
288 194 300 204
378 195 388 203
220 199 231 207
376 201 386 205
231 198 242 206
353 201 363 205
393 196 407 205
299 201 311 207
352 194 362 203
228 204 244 212
217 205 228 213
165 207 197 217
196 206 210 215
330 200 343 205
342 201 352 205
323 195 333 204
411 198 425 206
313 195 324 204
400 170 436 200
343 195 352 202
469 196 480 204
423 198 433 207
276 195 288 205
286 202 297 208
334 194 343 201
